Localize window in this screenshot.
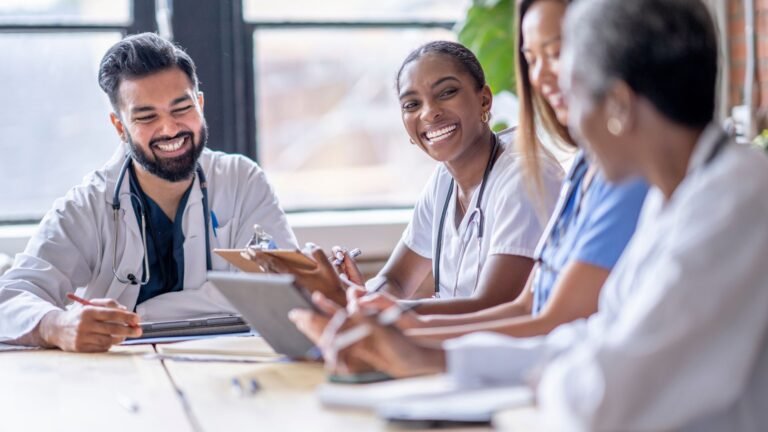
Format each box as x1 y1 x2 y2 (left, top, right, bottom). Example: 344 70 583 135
0 0 154 222
244 0 469 210
0 0 472 221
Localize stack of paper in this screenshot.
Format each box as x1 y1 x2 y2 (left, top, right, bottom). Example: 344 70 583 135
317 373 533 423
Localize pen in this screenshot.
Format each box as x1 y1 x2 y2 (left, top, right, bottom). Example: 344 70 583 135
66 293 139 329
116 394 140 413
210 211 219 238
333 247 361 266
231 377 261 397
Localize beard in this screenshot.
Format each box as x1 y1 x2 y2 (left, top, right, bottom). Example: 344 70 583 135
127 123 208 182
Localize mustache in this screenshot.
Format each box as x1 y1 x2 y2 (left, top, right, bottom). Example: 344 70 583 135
149 131 193 147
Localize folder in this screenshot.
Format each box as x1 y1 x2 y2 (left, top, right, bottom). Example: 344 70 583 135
214 248 317 273
214 249 266 273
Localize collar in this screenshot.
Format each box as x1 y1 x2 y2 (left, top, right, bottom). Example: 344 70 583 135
686 123 728 175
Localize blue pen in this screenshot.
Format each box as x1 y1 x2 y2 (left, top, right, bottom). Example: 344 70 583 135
210 211 219 238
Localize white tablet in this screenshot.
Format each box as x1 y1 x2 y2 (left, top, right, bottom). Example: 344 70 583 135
207 271 319 359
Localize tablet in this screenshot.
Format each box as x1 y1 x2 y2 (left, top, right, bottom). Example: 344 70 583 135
127 315 251 340
208 271 320 359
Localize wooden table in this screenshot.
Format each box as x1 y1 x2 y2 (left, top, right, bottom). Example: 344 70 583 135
0 341 539 432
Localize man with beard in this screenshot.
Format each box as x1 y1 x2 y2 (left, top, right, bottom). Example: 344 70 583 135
0 33 297 352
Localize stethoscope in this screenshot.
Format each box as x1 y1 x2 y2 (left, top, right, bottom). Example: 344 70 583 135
111 156 212 285
532 152 590 273
434 133 500 297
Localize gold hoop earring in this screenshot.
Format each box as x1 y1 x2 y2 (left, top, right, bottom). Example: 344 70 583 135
607 117 623 136
481 111 491 124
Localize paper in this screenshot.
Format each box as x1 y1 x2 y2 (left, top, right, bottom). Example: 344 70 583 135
0 342 42 352
316 374 459 409
377 386 533 423
157 334 281 360
121 331 254 346
144 353 286 363
318 373 533 423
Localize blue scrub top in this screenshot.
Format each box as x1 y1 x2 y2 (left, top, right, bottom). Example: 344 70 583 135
532 151 649 316
129 167 192 305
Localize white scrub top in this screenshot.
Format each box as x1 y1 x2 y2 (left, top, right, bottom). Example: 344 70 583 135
0 145 298 340
402 130 563 298
444 124 768 431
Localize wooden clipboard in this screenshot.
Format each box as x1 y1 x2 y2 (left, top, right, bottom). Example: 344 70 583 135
214 248 317 273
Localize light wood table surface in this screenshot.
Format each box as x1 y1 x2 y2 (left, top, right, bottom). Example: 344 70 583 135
0 337 540 432
0 345 189 432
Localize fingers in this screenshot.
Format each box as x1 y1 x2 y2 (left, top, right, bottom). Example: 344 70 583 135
247 251 284 273
88 298 128 311
331 246 365 285
311 291 342 316
309 247 335 274
84 307 140 327
357 293 396 312
345 285 367 314
288 308 330 344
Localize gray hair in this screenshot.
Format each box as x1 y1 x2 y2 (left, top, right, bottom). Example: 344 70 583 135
562 0 718 128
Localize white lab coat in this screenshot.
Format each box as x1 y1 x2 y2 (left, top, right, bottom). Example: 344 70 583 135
444 125 768 431
0 145 297 340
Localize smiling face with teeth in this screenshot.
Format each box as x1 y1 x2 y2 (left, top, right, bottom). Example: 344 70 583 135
398 53 492 165
110 67 207 182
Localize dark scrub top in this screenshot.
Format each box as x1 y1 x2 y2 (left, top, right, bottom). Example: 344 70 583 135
128 166 192 305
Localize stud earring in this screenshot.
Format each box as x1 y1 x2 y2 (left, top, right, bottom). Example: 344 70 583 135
607 117 623 136
481 111 491 123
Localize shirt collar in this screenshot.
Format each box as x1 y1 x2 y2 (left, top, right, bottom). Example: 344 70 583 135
686 122 727 175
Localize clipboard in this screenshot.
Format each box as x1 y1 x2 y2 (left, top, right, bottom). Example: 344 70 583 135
214 248 317 273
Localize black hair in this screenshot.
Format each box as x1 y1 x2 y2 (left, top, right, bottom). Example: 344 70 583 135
98 32 199 110
564 0 717 128
395 41 486 93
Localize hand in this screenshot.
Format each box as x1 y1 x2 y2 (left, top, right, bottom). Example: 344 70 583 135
331 246 364 286
290 292 445 378
289 292 378 375
39 299 141 352
356 292 425 330
249 245 347 306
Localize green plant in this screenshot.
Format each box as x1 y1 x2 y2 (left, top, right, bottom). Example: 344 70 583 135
753 129 768 153
455 0 517 131
456 0 517 96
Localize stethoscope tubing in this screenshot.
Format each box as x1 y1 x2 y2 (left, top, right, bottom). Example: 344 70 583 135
111 155 212 285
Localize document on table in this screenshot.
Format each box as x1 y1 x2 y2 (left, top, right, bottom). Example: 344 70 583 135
377 385 533 423
317 373 533 423
0 342 42 352
158 334 280 357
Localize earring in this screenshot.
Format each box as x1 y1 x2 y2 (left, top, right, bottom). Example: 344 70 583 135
409 138 416 145
607 117 623 136
481 111 491 124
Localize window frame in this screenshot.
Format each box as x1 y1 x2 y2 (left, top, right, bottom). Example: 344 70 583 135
171 0 456 169
0 0 156 225
0 0 461 223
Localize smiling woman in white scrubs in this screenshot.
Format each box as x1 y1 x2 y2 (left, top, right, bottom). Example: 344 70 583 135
365 42 562 313
258 41 563 314
289 0 768 429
